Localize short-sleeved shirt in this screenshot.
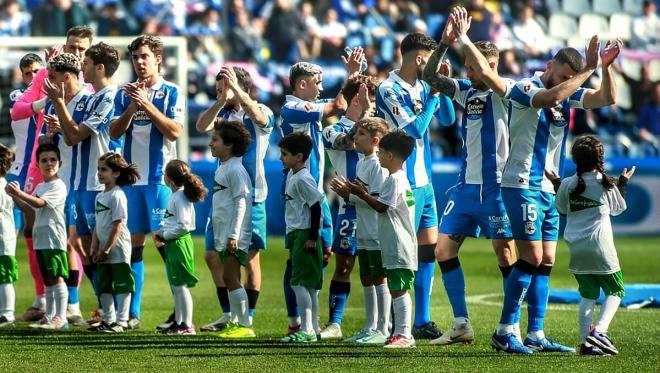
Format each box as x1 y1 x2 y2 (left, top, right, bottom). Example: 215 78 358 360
33 179 67 251
556 172 626 274
502 71 587 193
322 116 361 181
212 157 253 251
0 178 16 256
162 189 196 240
452 78 515 185
8 88 40 181
217 104 275 202
377 170 417 270
284 168 323 233
94 185 131 264
113 78 185 186
280 95 327 192
350 153 388 250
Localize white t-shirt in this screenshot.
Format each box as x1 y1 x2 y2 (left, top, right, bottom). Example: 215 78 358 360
350 153 388 250
285 168 323 233
94 186 131 264
162 189 196 240
0 178 16 256
33 179 67 251
556 172 627 274
212 157 252 252
376 170 417 270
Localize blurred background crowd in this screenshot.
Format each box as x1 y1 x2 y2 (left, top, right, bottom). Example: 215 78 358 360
0 0 658 158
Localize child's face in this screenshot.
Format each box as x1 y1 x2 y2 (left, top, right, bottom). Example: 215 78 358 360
97 160 119 186
353 126 376 153
209 131 232 159
37 151 60 179
280 148 302 169
378 149 393 169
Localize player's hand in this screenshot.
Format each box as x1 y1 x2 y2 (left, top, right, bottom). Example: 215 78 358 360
304 239 317 253
342 46 366 77
44 114 61 134
216 78 228 105
44 45 63 62
125 82 149 108
544 169 560 181
153 230 165 242
220 66 240 92
357 83 373 115
584 35 601 70
5 181 20 196
620 166 636 180
441 11 458 44
322 247 332 265
452 6 472 38
348 180 368 197
44 79 65 102
226 238 238 254
93 250 109 263
330 176 351 200
601 38 623 68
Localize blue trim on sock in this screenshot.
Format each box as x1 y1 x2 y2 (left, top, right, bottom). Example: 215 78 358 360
130 260 144 319
67 286 79 304
499 268 532 325
527 273 549 332
442 266 468 318
414 261 435 327
328 281 350 324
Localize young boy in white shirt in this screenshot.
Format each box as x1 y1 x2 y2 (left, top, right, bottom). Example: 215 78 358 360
0 145 18 328
349 130 417 348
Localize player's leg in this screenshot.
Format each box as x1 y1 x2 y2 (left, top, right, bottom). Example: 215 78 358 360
575 274 601 355
344 249 375 342
19 210 46 321
217 250 255 338
35 250 69 330
166 234 198 335
199 212 232 332
113 263 134 332
357 250 390 344
0 255 18 327
93 264 117 331
586 272 624 355
245 201 266 322
384 269 416 348
126 185 148 327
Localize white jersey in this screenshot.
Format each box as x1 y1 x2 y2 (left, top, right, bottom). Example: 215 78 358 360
556 172 626 274
94 186 131 264
113 78 185 186
33 179 67 251
284 168 323 234
502 72 587 193
162 189 196 240
212 157 252 252
350 153 388 250
74 85 117 192
0 178 16 256
377 170 417 270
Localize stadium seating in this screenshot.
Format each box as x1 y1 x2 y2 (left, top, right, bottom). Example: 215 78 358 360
593 0 622 16
621 57 643 79
649 60 660 81
609 13 633 41
549 13 579 40
579 14 611 39
614 73 632 110
623 0 645 15
561 0 590 16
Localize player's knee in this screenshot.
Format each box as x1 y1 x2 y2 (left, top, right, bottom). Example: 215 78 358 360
418 243 436 263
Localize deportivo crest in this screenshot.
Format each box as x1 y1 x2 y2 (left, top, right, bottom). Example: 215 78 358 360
412 99 423 115
95 201 111 214
569 195 603 212
155 90 165 99
524 221 536 235
523 84 531 93
466 97 486 119
76 101 86 111
549 105 567 126
340 237 350 249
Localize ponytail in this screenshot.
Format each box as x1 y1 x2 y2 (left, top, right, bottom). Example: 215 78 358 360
99 152 140 186
570 134 613 196
165 160 208 202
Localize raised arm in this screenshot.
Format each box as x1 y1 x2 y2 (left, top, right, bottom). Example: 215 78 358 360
44 80 92 145
582 39 622 109
11 68 48 121
221 67 269 127
422 15 457 98
196 84 225 133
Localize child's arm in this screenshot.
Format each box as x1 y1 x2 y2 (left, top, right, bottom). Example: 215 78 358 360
94 220 122 263
304 201 322 252
545 169 562 193
616 166 636 199
226 194 247 254
89 228 100 259
349 180 389 213
5 181 47 208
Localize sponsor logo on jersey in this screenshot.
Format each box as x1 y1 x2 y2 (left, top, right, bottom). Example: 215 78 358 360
523 84 531 93
152 208 167 217
213 181 227 193
340 237 350 249
466 97 486 119
164 209 174 219
405 189 415 207
95 201 111 214
569 195 603 212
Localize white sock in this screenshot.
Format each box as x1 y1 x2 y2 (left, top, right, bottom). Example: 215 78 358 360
527 330 545 341
596 295 621 334
174 286 193 326
45 286 55 320
497 323 515 336
228 288 250 327
100 293 116 324
579 298 596 342
454 316 469 324
288 316 301 327
116 293 131 325
0 284 15 321
308 287 320 334
32 295 45 310
67 302 80 315
363 285 377 331
292 285 312 334
392 293 412 339
375 284 391 336
173 287 183 324
53 282 68 321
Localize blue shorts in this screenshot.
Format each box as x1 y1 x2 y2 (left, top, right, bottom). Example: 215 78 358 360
331 202 357 256
205 201 269 252
413 183 438 231
75 190 99 235
501 187 559 241
6 173 24 231
66 192 77 228
125 184 171 234
439 184 512 239
320 194 333 249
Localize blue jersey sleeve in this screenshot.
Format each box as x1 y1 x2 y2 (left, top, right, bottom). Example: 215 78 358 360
452 79 472 108
112 88 128 121
509 78 542 108
165 85 185 125
376 84 441 139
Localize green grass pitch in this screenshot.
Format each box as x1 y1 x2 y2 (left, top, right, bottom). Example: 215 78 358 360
1 236 659 372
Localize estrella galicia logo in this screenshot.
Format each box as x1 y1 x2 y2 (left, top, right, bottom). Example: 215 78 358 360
95 200 110 214
213 181 227 193
548 105 568 127
466 97 486 120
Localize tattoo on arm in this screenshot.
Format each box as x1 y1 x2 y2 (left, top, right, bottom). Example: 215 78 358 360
423 43 456 97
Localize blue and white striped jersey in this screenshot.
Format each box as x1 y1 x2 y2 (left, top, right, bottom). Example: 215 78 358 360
217 104 275 203
74 85 117 192
280 95 328 192
502 72 586 193
376 70 454 189
451 78 515 185
112 78 185 186
322 116 361 182
8 89 39 181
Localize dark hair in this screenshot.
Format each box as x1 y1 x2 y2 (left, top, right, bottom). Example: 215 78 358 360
279 132 313 161
214 119 252 156
85 42 120 77
19 53 43 70
474 41 500 60
379 130 414 160
165 160 208 202
48 53 80 75
342 75 378 103
128 35 164 58
99 152 140 186
570 135 615 196
36 143 61 162
216 66 252 93
400 33 438 55
0 144 13 177
67 26 93 42
355 117 389 138
289 62 323 88
553 47 584 72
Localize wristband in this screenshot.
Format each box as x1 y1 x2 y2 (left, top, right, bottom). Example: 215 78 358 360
32 98 47 113
457 34 471 47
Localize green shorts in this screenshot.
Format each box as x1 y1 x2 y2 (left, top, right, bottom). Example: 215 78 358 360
218 249 249 267
165 233 198 288
386 268 415 292
574 271 625 299
0 255 18 284
287 229 323 290
36 249 69 280
97 263 135 295
358 250 386 278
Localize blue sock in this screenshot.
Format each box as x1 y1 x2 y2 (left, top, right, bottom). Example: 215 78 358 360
328 280 350 324
499 260 536 325
439 258 468 318
65 269 80 305
130 260 144 319
246 289 259 318
283 260 298 317
414 261 435 327
527 265 552 333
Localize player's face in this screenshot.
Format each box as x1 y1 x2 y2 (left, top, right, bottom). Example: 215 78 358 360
302 74 323 101
216 79 236 102
97 160 119 186
64 35 91 61
131 45 161 80
20 62 42 86
209 131 231 159
37 151 60 180
279 148 300 169
416 50 433 78
81 56 98 84
466 57 497 91
353 127 373 153
47 68 67 86
547 62 577 89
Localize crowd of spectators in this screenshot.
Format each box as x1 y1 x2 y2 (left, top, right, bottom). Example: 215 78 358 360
1 0 659 157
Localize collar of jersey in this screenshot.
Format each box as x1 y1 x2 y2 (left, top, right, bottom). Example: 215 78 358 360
339 115 354 127
389 69 421 91
532 71 544 88
146 77 165 91
94 84 118 97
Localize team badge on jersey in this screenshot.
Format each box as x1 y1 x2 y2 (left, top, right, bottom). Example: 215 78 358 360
525 221 536 235
155 90 165 99
413 99 423 115
466 97 486 119
340 237 350 249
76 101 86 111
549 105 567 126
